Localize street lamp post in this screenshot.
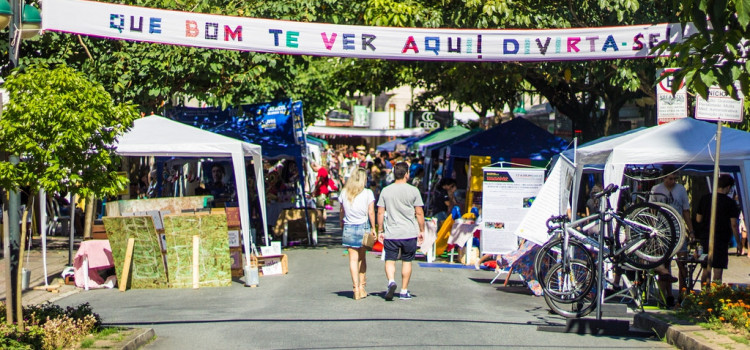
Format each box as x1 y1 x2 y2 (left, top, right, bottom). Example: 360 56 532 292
0 0 40 325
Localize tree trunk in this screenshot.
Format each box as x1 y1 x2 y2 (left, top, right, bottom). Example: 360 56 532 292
83 195 95 239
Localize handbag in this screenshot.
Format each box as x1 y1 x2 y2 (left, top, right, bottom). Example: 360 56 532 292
361 231 377 249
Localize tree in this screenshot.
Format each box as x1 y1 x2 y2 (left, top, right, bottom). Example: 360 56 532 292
656 0 750 102
0 64 139 198
0 64 139 325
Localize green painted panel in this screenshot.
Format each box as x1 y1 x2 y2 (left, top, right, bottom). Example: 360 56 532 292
163 213 232 288
102 216 169 289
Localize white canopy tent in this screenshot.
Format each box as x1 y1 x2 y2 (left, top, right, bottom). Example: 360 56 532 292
114 115 269 266
515 118 750 246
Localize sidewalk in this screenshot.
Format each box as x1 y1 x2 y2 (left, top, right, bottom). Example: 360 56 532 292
0 236 82 306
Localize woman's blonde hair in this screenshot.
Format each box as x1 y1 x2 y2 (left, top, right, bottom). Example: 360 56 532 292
343 168 367 203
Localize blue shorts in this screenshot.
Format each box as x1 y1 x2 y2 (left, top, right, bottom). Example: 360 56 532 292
384 238 418 262
342 222 370 248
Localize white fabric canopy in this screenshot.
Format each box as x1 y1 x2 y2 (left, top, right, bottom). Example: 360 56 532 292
516 118 750 245
114 116 268 266
306 125 426 137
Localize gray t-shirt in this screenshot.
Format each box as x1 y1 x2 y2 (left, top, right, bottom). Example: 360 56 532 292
377 182 424 240
650 183 690 214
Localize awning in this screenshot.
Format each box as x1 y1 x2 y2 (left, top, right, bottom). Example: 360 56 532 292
411 126 471 151
306 126 426 137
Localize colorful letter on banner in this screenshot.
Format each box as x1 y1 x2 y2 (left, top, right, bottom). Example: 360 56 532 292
44 0 699 62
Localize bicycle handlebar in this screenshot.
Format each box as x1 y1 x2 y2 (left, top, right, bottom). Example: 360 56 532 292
593 184 630 199
546 214 569 231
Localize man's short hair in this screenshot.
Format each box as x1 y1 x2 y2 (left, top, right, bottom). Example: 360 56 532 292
440 178 457 188
661 164 677 176
718 174 735 189
393 162 408 180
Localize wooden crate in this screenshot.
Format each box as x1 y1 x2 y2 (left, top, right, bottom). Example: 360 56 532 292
91 224 107 240
257 254 288 276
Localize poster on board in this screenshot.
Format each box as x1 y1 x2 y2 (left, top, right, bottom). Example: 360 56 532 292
481 167 545 255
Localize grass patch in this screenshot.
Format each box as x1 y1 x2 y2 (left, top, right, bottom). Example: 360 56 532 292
730 335 749 345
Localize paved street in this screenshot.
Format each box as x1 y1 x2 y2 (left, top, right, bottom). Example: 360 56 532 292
55 246 672 349
45 202 674 349
14 203 750 348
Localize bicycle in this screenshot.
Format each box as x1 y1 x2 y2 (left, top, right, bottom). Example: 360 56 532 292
534 184 677 317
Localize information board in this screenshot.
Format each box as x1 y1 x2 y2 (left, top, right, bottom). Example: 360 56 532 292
481 167 545 254
695 85 744 123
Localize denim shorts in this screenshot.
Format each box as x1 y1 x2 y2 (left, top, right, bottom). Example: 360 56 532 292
342 222 370 248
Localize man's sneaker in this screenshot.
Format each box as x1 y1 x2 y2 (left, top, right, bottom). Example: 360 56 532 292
399 291 412 300
384 282 397 301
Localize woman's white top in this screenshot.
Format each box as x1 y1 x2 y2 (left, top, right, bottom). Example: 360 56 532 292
339 188 375 225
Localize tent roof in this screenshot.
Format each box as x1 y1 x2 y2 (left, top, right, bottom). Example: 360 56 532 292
306 135 328 148
115 115 262 158
576 118 750 166
412 126 471 150
450 118 568 160
376 138 405 152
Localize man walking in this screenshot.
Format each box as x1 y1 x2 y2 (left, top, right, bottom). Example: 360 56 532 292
377 162 425 301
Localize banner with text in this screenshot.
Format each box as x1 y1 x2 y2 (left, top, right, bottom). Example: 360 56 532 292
481 167 545 255
43 0 697 62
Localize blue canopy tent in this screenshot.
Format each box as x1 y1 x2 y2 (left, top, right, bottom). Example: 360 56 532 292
443 118 569 201
449 118 569 166
166 101 317 243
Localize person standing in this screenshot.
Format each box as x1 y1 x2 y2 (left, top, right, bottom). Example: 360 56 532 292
313 163 338 232
696 174 741 284
430 178 458 228
377 162 425 301
650 166 693 305
339 168 376 300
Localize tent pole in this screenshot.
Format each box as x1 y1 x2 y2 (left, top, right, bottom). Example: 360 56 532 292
706 121 723 279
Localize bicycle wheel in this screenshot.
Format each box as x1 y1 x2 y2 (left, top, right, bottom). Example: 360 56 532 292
649 202 687 260
542 258 597 303
534 239 596 303
616 202 677 270
543 261 597 318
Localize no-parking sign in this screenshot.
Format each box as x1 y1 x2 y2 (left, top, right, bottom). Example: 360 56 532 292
656 68 688 124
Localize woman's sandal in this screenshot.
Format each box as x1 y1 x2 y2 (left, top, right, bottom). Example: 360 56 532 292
353 286 361 300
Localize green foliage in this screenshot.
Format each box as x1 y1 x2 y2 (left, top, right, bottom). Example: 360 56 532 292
0 63 139 198
0 302 103 349
678 283 750 337
24 303 103 331
656 0 750 101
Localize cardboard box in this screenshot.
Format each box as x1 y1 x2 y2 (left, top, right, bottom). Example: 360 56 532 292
258 254 288 276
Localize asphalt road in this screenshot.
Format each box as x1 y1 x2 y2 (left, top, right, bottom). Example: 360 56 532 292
55 244 672 349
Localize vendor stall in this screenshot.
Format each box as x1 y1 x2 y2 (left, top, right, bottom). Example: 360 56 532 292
516 118 750 246
114 116 268 269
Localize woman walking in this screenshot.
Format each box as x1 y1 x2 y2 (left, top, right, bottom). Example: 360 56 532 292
339 168 377 300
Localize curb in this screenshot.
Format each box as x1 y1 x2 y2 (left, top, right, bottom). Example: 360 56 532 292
633 312 750 350
119 328 156 350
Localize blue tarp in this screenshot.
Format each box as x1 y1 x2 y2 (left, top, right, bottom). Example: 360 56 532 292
166 101 302 159
376 138 405 152
449 118 569 162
